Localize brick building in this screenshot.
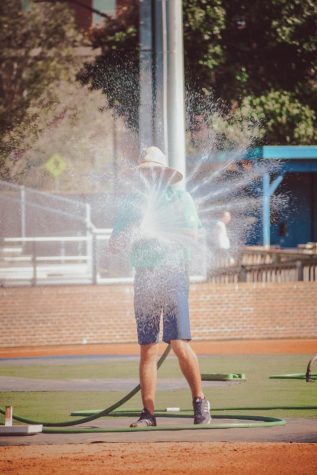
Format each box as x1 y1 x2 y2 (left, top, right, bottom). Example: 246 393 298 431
21 0 129 30
67 0 118 30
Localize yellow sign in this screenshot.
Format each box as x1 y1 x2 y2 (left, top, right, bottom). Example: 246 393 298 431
44 153 67 178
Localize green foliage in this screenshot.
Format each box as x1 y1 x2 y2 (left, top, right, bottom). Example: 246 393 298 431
0 1 138 188
210 107 262 150
184 0 225 76
80 0 139 130
189 0 317 144
82 0 316 145
0 0 81 179
2 79 136 191
216 0 317 107
2 0 316 175
241 91 317 144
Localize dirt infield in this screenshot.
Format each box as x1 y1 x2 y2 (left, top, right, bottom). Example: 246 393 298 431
1 339 316 474
1 338 316 358
0 442 316 474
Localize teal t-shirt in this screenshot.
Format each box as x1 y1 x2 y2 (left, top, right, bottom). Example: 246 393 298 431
112 187 201 268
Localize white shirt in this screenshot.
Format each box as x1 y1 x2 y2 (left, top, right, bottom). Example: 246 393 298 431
214 220 230 250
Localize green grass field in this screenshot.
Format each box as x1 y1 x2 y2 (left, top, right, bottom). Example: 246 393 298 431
0 354 316 424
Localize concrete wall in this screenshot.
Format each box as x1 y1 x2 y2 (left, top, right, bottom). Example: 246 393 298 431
1 281 316 347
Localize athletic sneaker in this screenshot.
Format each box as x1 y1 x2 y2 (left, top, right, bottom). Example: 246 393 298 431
130 408 157 428
193 397 211 424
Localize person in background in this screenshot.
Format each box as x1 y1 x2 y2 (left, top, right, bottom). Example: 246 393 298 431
213 210 234 266
109 146 211 428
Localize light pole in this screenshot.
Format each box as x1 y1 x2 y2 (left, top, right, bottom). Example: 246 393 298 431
166 0 186 184
139 0 186 183
139 0 154 150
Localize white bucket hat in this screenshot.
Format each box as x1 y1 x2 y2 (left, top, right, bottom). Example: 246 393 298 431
136 146 183 184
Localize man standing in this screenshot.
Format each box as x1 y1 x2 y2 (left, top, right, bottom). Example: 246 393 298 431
109 146 211 427
213 211 234 266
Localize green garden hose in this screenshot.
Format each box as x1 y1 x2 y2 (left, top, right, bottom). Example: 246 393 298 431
270 373 317 380
3 343 307 433
70 405 317 417
43 414 286 434
270 356 317 381
0 344 171 427
201 373 246 381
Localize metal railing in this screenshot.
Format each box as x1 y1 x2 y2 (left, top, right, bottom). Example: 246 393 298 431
0 180 91 239
209 257 317 284
2 234 317 287
0 234 112 286
0 231 207 287
239 245 317 264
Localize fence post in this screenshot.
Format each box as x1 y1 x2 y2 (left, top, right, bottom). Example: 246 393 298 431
296 260 304 281
60 239 65 264
91 233 97 285
238 265 247 282
21 185 26 241
32 241 37 286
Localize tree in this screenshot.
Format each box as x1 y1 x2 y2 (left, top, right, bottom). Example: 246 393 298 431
183 0 225 98
80 0 225 129
215 0 317 107
81 0 316 145
9 81 137 191
0 1 138 188
79 0 140 130
185 0 317 144
0 0 81 178
241 91 317 144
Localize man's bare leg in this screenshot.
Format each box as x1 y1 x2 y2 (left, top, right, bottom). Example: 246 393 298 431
170 339 204 398
139 343 159 414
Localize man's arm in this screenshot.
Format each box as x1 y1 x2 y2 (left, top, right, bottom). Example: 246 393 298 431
108 224 137 254
108 197 142 254
108 230 125 254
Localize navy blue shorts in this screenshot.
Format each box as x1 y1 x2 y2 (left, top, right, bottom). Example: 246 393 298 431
134 266 191 345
